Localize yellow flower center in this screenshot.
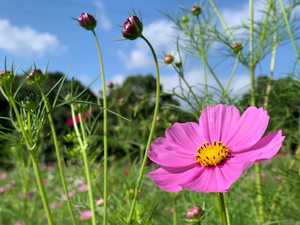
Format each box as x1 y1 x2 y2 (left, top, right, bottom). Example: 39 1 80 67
195 140 230 167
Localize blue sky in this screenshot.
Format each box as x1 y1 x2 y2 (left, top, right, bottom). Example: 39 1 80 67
0 0 299 96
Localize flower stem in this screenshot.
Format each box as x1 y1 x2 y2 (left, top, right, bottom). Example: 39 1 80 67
9 96 53 224
30 149 54 225
279 0 300 60
223 54 239 99
249 0 265 223
208 0 235 43
196 16 209 105
171 194 178 225
217 193 230 225
37 83 77 225
127 35 160 223
92 29 108 225
79 113 96 225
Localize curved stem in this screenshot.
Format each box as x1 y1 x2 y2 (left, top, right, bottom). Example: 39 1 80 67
171 194 178 225
37 83 77 225
92 30 108 225
127 35 160 223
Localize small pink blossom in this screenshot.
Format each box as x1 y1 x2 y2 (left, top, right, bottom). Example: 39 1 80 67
80 210 92 220
77 179 85 185
1 173 7 180
78 184 89 192
0 187 4 194
62 190 75 200
14 222 22 225
118 97 125 104
148 104 285 193
42 179 48 184
97 198 104 207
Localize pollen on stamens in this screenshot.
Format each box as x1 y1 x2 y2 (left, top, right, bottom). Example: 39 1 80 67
195 140 230 167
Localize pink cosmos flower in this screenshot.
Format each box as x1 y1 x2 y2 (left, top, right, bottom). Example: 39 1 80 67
67 109 93 126
78 184 89 192
148 104 285 193
1 173 7 180
80 210 92 220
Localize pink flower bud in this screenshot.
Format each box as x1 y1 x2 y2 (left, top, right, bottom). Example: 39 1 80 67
27 69 44 85
186 206 203 219
78 13 97 30
0 70 14 86
107 81 114 88
164 55 174 64
122 16 143 40
231 43 243 52
190 6 202 16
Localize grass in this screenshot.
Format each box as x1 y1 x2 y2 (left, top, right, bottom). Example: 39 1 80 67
0 152 299 224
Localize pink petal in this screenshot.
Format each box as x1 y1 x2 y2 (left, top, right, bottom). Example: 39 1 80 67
148 164 203 192
165 122 205 153
225 107 269 152
148 137 195 167
181 162 244 193
232 130 284 170
199 104 241 144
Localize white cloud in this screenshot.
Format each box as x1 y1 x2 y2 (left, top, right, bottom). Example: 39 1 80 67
93 0 112 30
118 19 179 70
0 19 66 58
111 74 125 85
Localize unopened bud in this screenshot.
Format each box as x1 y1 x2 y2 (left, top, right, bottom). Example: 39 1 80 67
78 13 97 31
190 6 202 16
122 16 143 40
164 55 174 64
0 70 14 86
231 43 243 52
186 206 203 220
182 16 189 26
27 69 44 85
107 81 114 88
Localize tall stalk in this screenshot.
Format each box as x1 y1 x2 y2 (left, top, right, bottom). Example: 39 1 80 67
127 35 160 223
91 30 108 225
249 0 265 223
37 83 77 225
70 104 96 225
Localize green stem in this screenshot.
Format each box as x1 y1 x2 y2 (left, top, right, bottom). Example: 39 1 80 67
264 11 278 110
9 97 53 224
92 29 108 225
279 0 300 60
127 35 160 223
255 0 273 64
208 0 235 43
249 0 264 223
37 83 77 225
30 150 54 225
79 113 96 225
196 16 209 105
217 193 230 225
223 54 239 99
171 194 177 225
